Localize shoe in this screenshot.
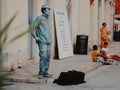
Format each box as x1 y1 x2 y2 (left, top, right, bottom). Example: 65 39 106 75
44 74 52 78
103 62 111 65
38 75 44 79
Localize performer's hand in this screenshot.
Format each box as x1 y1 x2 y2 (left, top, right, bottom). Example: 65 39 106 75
36 37 40 43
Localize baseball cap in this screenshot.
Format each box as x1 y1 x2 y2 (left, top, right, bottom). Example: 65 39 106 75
42 4 51 10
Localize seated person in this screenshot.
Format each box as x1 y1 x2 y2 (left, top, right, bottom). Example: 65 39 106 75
98 50 108 63
91 45 107 63
102 42 120 61
99 50 115 64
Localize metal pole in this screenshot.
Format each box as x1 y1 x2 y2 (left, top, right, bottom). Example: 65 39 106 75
28 0 34 59
98 0 101 46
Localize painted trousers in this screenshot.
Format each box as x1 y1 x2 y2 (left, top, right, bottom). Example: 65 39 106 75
38 43 51 75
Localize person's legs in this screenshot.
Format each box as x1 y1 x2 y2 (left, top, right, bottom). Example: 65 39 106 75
44 44 51 77
38 43 52 78
38 43 47 78
112 55 120 61
97 56 105 63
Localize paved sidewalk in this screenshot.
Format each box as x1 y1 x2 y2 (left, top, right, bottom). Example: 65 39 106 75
5 41 120 84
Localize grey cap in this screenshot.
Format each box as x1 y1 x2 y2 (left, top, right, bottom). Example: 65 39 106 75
42 4 51 9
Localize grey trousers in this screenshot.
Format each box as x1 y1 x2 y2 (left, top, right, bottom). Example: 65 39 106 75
38 43 51 75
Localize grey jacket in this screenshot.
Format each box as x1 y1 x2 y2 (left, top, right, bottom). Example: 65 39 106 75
31 14 52 44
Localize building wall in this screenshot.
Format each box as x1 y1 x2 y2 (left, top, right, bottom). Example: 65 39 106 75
89 0 114 47
78 0 90 35
67 0 79 52
0 0 1 29
89 0 99 47
0 0 29 70
99 0 114 41
0 0 115 70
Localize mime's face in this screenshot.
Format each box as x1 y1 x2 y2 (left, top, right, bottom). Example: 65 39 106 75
44 8 51 16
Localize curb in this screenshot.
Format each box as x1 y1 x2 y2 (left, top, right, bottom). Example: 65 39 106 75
83 63 103 75
4 63 103 84
4 77 47 84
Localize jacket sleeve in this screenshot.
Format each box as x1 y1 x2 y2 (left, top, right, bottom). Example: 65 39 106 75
31 16 41 39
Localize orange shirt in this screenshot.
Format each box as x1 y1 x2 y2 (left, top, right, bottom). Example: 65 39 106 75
91 50 99 62
100 27 110 48
100 27 108 39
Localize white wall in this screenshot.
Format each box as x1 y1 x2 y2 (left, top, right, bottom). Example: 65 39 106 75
0 0 115 69
89 0 114 48
70 0 79 44
89 0 99 47
0 0 1 29
1 0 29 69
78 0 90 35
93 0 100 45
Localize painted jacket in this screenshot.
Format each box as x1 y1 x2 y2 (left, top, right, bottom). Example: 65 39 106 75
31 14 52 44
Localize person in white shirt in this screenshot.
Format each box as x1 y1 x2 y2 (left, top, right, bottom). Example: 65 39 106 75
102 42 120 61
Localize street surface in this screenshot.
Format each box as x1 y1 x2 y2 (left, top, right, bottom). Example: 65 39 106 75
4 62 120 90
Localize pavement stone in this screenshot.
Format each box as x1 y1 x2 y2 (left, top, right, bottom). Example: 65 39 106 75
4 41 120 84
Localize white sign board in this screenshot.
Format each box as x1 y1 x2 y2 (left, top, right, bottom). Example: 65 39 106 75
54 9 73 59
